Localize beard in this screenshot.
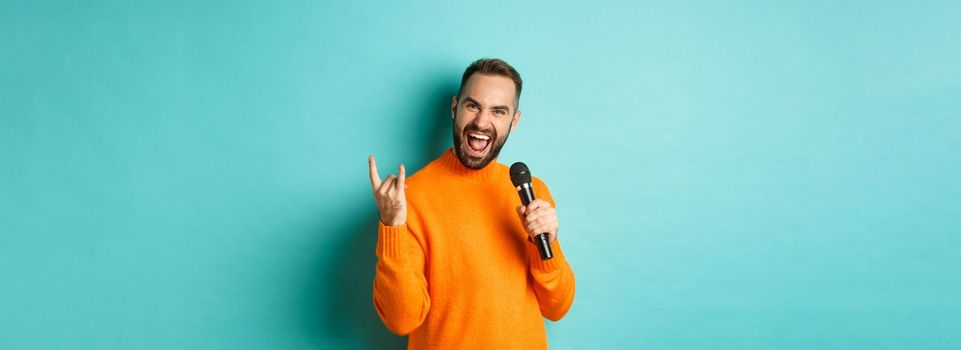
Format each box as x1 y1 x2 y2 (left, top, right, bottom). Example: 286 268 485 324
453 123 511 169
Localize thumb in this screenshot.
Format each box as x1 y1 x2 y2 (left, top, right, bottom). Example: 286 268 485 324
516 205 526 215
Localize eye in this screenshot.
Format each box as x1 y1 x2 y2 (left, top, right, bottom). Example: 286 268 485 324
494 109 507 116
466 103 479 111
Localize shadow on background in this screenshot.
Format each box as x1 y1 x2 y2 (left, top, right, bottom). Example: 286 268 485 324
408 69 461 171
304 69 458 349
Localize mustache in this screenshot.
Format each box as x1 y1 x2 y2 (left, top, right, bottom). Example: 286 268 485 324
463 124 496 135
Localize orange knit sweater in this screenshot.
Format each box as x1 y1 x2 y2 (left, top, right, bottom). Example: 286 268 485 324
373 149 576 349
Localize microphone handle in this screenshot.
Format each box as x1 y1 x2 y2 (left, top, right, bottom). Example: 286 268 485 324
518 184 554 260
533 233 554 260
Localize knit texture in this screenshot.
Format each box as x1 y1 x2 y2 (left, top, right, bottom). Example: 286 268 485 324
373 148 576 349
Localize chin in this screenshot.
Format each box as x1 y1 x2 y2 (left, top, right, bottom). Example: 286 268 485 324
456 145 489 169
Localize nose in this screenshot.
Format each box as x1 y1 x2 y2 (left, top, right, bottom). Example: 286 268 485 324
471 109 493 128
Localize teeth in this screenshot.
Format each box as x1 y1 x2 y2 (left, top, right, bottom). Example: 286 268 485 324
469 133 490 140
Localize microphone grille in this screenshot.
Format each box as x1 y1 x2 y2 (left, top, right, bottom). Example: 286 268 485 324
509 162 532 186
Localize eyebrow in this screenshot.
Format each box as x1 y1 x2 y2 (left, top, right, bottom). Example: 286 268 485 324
463 96 513 113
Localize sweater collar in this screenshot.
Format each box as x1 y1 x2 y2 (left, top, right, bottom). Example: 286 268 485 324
438 148 503 181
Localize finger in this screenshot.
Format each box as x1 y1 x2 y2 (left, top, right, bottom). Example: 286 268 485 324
526 199 549 213
379 175 396 194
528 215 555 229
525 210 542 224
525 205 545 218
527 212 558 229
529 224 551 236
527 200 555 222
527 217 543 230
528 224 545 235
529 223 558 236
516 205 525 216
384 179 397 197
368 156 382 190
396 164 406 192
524 207 553 224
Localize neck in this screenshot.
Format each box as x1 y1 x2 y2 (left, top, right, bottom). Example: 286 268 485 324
438 148 501 181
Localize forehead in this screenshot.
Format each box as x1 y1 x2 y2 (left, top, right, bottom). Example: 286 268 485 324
461 74 517 106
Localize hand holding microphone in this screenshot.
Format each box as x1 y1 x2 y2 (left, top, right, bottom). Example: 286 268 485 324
510 162 557 260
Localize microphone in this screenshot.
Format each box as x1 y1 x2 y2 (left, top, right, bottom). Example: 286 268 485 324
510 162 553 260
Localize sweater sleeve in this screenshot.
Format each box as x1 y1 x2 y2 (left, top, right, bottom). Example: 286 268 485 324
372 222 431 335
527 178 576 321
527 238 576 321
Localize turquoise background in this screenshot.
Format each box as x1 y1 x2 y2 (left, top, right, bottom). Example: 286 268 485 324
2 1 960 349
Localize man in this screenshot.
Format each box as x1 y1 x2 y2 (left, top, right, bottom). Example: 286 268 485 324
367 58 575 349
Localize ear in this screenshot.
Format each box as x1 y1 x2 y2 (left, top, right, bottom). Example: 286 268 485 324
511 110 522 129
450 96 458 119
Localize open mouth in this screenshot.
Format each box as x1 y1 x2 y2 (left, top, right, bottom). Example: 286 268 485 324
465 131 491 156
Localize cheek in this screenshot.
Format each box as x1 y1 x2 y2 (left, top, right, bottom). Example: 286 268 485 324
496 121 513 137
454 114 475 130
453 119 467 132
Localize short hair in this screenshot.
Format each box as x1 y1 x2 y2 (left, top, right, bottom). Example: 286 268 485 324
457 58 523 106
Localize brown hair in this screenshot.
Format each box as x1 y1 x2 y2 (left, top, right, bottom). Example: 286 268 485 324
457 58 523 105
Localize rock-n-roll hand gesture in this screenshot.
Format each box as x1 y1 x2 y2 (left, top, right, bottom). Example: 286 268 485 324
368 156 407 226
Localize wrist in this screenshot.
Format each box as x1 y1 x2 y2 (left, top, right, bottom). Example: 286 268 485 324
380 215 405 226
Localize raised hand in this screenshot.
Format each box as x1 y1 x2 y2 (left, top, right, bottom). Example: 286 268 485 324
369 155 407 226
